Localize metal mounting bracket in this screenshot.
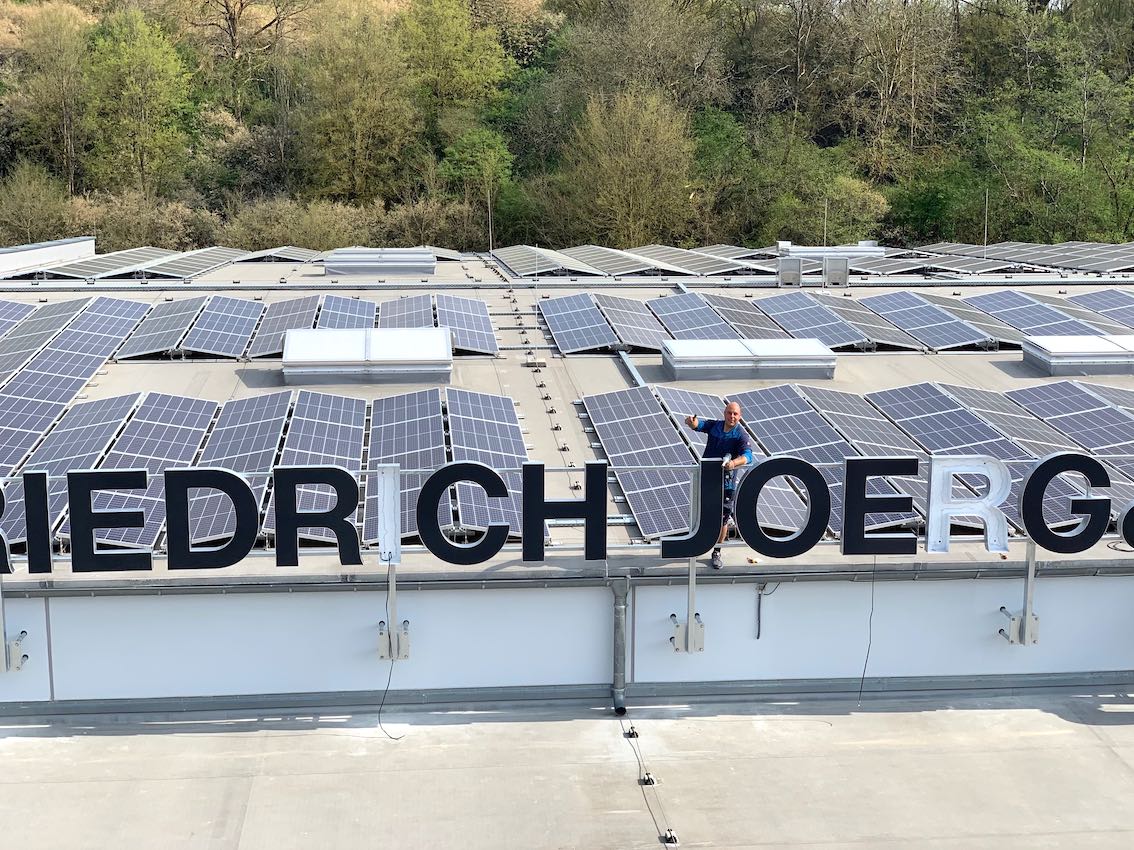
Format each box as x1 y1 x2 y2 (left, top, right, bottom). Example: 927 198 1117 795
373 463 410 661
999 540 1039 645
671 465 706 653
0 571 28 673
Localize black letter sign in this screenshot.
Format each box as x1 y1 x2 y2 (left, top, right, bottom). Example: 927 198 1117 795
1021 453 1111 553
164 468 258 569
660 459 724 559
68 469 151 572
841 457 918 555
23 470 53 574
734 457 829 558
522 460 608 561
417 462 509 565
273 465 363 567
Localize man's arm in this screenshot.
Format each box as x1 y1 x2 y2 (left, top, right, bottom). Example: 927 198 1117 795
726 433 755 470
684 415 711 433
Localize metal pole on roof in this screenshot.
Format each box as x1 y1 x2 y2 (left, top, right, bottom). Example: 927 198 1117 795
983 187 989 257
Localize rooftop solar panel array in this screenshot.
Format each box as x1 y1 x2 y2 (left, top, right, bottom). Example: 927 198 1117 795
0 302 35 340
700 293 789 339
63 393 218 548
866 383 1082 530
435 294 499 354
924 256 1014 274
188 391 291 544
647 292 740 340
377 294 433 328
246 295 321 357
696 245 776 260
115 297 208 359
492 245 567 277
1025 292 1131 335
0 393 139 544
364 388 449 541
626 244 746 275
583 386 693 539
811 293 923 350
263 391 366 542
755 292 870 349
964 290 1114 336
317 295 378 329
859 291 992 350
729 385 915 534
538 293 619 353
136 246 248 279
10 247 176 280
593 293 671 350
446 388 528 535
0 298 89 384
180 296 265 357
653 386 810 532
847 257 929 275
559 245 654 276
1067 290 1134 329
919 292 1028 345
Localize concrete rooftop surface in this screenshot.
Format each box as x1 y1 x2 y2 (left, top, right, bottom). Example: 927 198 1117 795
3 691 1134 849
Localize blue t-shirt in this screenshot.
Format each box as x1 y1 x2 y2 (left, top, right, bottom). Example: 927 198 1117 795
694 419 754 490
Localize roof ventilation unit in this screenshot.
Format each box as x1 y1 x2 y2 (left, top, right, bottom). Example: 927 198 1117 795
823 256 849 287
283 327 452 384
778 257 803 287
1023 335 1134 376
323 247 437 276
662 338 835 380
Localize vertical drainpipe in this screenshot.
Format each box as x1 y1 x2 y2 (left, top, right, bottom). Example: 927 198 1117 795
612 576 629 715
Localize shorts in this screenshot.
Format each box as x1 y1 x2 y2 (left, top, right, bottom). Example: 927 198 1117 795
722 488 736 524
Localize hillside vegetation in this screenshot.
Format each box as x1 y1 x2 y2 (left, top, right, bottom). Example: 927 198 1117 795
0 0 1132 251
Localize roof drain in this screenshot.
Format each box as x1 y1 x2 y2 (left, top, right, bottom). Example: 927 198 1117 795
612 577 629 715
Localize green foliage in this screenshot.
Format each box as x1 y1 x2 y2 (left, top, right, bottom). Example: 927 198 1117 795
0 160 71 245
84 10 191 195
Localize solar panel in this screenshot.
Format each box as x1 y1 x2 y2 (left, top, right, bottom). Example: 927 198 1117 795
1004 382 1134 466
858 292 992 351
593 294 670 350
61 393 219 548
0 301 35 340
559 245 654 276
0 393 139 544
696 245 776 260
364 389 449 541
866 383 1082 530
729 385 915 534
924 256 1014 274
0 298 89 384
317 295 378 329
754 292 869 349
699 293 789 339
625 244 747 275
538 293 618 353
11 247 176 280
583 386 693 539
1067 290 1134 329
936 384 1077 457
136 246 248 279
1081 381 1134 415
246 295 321 357
647 292 740 339
435 294 499 354
116 297 208 359
180 296 264 357
847 257 928 275
377 294 433 328
188 391 291 543
811 294 923 350
446 388 527 535
491 245 563 277
262 390 366 542
962 290 1103 336
1026 292 1131 336
653 386 810 532
241 246 319 263
919 293 1028 345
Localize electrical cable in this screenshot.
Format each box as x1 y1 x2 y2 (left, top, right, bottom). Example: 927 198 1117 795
856 558 877 706
376 555 403 741
618 715 673 842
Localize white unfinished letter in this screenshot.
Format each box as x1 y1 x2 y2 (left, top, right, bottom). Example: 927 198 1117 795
927 456 1013 553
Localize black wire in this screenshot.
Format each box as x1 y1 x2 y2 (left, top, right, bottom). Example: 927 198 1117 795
856 561 877 706
618 715 672 841
376 558 403 741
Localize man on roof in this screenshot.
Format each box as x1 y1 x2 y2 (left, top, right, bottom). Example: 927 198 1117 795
684 401 754 569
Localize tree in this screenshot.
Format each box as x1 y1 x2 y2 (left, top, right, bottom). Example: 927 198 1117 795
398 0 513 140
558 89 695 247
84 11 192 196
440 128 514 249
294 8 420 202
0 161 71 245
9 3 92 194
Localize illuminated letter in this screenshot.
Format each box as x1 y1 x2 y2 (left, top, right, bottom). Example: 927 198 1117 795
926 456 1012 553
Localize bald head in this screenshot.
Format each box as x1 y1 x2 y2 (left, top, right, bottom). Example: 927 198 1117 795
723 402 741 428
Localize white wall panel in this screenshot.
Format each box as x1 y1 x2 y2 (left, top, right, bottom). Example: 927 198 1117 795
0 597 51 702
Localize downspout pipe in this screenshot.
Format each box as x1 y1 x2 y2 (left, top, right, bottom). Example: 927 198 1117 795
612 576 629 715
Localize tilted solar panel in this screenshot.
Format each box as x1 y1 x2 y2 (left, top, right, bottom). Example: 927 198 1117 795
859 291 992 351
435 294 499 354
811 294 923 350
538 293 619 353
318 295 378 329
700 293 789 339
364 388 449 541
247 295 321 357
116 297 208 359
593 293 670 350
754 292 869 349
647 292 740 340
181 296 265 357
377 294 433 328
0 301 35 340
